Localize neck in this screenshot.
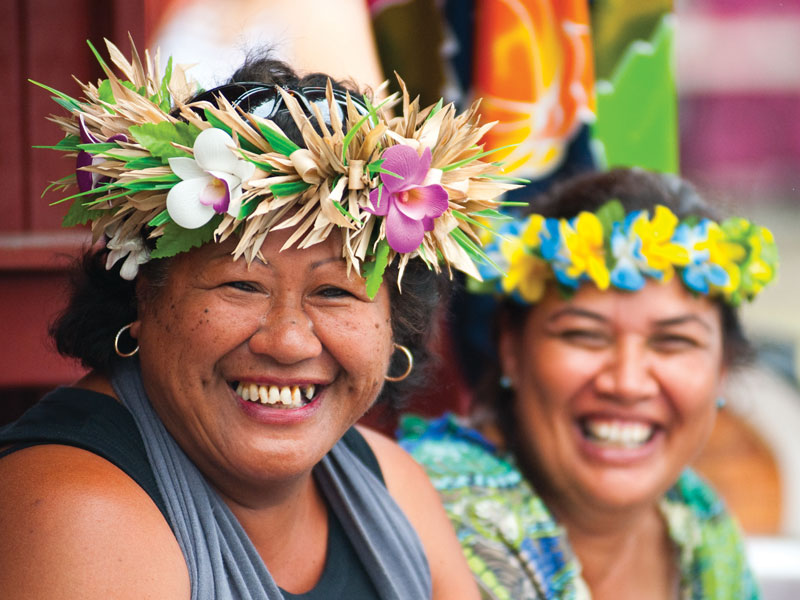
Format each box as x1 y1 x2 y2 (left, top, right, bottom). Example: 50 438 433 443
549 498 676 600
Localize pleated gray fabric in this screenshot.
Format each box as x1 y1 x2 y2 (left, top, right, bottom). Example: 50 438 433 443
112 360 431 600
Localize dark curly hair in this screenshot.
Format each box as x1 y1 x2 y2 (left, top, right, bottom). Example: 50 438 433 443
474 167 753 449
50 52 450 411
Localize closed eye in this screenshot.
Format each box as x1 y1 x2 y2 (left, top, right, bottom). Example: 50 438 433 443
316 286 355 299
558 329 610 347
224 281 260 293
650 334 701 351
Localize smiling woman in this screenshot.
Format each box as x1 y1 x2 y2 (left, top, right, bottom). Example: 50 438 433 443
0 39 515 599
400 167 778 600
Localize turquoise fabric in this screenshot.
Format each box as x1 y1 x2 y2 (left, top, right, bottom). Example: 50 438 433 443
399 413 759 600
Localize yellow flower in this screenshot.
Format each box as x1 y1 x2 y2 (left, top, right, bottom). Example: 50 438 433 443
561 212 609 290
697 222 746 294
633 205 689 280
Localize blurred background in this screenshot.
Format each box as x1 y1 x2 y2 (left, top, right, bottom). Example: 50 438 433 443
1 0 798 593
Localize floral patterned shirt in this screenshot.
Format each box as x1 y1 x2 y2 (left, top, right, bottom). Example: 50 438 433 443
399 413 759 600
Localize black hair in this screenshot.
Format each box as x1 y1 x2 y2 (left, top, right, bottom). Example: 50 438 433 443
50 52 448 411
474 167 753 448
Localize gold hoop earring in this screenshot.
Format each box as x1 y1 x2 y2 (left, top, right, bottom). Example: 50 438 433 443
114 323 139 358
385 343 413 382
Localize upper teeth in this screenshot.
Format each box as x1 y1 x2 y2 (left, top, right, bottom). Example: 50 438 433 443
236 383 315 408
584 419 653 447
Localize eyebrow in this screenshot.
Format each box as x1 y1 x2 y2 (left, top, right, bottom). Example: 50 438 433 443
310 256 347 270
547 307 608 324
653 314 713 331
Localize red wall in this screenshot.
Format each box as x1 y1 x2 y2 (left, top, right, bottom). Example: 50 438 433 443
0 0 145 421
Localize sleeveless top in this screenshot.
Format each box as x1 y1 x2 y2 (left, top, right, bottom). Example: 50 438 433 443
0 387 382 599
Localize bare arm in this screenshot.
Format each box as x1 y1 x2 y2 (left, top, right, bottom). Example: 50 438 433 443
358 426 480 600
0 445 189 599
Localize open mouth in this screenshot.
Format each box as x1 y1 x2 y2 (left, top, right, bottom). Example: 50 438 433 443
579 417 656 449
232 382 319 409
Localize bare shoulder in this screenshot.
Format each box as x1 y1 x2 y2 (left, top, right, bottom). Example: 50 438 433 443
0 444 189 599
356 425 479 600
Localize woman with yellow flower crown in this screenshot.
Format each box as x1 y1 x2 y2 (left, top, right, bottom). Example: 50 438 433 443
400 167 777 599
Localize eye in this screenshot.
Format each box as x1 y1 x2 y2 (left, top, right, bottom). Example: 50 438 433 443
224 281 259 293
650 334 700 352
558 329 610 347
316 286 356 299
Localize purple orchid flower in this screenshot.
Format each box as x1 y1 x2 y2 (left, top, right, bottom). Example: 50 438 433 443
365 145 449 253
76 114 128 192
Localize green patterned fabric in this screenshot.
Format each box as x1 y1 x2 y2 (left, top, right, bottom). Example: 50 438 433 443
399 413 759 600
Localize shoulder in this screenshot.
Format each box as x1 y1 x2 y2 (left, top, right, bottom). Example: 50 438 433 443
356 425 481 600
663 469 757 596
0 444 189 599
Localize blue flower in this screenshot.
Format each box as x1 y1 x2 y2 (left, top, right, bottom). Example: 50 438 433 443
609 212 648 291
673 221 730 293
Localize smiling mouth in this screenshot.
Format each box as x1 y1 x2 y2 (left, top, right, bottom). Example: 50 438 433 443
579 418 656 449
233 382 318 409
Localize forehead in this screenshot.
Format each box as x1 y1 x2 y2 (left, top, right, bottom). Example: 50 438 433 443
534 278 721 326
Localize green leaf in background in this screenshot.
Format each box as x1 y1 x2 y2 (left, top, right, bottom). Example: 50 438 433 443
150 217 220 259
363 240 391 299
592 14 678 174
595 199 625 234
129 121 200 160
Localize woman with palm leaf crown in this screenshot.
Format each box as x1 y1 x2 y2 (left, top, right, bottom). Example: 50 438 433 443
0 40 517 599
400 168 776 599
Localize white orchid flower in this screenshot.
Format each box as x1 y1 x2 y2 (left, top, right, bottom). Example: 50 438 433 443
166 128 256 229
105 226 150 281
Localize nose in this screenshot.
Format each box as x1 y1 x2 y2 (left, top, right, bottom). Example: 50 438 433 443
248 304 322 364
594 337 658 403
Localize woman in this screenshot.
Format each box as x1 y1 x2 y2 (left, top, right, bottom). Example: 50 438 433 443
400 168 777 599
0 40 514 598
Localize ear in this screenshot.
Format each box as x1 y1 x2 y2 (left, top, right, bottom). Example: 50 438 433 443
128 319 142 340
497 316 521 387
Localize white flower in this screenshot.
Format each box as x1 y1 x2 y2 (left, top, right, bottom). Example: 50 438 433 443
105 226 150 280
166 128 256 229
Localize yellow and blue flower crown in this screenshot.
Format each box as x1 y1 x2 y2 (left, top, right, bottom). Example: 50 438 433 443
469 200 778 307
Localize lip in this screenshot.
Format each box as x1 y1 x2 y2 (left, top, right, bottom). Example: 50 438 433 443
572 415 665 465
233 383 326 425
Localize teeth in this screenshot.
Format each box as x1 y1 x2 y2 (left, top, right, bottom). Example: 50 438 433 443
235 382 317 408
584 419 653 448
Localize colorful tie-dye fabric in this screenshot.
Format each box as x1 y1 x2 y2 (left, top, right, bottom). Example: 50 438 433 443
399 413 759 600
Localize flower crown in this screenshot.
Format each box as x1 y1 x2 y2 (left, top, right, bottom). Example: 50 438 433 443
469 200 778 306
38 40 519 296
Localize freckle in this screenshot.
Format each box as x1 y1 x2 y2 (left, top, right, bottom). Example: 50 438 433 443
204 308 209 314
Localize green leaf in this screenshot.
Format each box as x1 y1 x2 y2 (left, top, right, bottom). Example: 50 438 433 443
202 110 261 153
595 199 625 233
453 211 501 234
76 142 121 153
255 120 300 156
150 217 221 259
123 156 167 170
424 98 444 122
238 198 261 219
270 180 310 197
451 227 500 273
147 210 171 227
56 134 81 150
341 93 395 163
474 208 514 221
62 200 95 227
29 79 82 112
440 144 518 172
129 121 200 160
98 79 116 106
86 39 110 73
363 240 391 299
332 200 363 226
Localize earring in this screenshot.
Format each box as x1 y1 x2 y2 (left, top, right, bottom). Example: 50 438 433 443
114 323 139 358
499 375 513 389
716 396 727 410
385 343 413 382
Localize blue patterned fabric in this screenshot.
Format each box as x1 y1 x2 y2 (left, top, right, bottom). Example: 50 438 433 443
399 413 760 600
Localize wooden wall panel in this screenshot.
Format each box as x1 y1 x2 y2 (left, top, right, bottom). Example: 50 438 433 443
0 0 145 403
0 0 25 232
